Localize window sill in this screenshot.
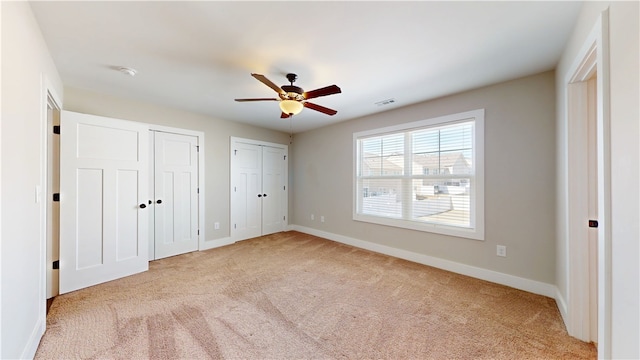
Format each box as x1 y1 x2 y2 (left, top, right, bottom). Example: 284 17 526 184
353 213 484 241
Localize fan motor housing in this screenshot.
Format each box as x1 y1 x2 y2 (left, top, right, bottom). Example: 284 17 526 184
281 85 305 101
282 85 303 95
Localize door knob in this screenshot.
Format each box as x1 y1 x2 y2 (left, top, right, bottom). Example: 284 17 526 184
258 194 263 197
156 199 163 204
263 194 268 197
139 203 147 209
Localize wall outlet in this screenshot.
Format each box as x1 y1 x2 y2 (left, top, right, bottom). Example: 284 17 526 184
311 214 315 221
497 245 507 257
321 216 325 223
214 222 220 230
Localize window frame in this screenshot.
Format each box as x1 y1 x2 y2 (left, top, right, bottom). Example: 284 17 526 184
353 109 484 240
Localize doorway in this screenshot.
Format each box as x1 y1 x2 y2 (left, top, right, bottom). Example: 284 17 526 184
568 72 599 344
565 10 611 358
45 92 61 307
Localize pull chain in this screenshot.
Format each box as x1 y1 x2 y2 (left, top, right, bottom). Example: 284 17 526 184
289 116 293 144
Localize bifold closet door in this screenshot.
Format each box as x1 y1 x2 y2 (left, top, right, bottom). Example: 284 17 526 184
59 111 149 294
152 131 199 260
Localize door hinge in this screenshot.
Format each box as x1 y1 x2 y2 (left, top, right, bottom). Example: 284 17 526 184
197 229 200 235
197 188 199 194
196 145 199 152
234 224 237 229
283 216 286 221
588 220 599 228
283 185 286 190
53 125 60 134
53 193 60 202
234 186 237 192
234 149 237 155
52 260 59 269
284 155 287 160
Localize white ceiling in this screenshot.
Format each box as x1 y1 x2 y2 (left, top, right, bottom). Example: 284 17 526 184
30 1 582 134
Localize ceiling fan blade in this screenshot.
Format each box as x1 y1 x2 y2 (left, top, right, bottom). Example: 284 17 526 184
235 98 279 102
304 102 338 116
251 73 285 95
303 85 341 100
280 112 291 119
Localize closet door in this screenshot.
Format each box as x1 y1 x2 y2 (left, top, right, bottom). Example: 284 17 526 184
262 146 286 235
231 142 263 240
231 138 287 241
152 132 199 260
59 111 149 294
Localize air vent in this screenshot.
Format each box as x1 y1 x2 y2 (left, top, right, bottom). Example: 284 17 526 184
375 98 396 106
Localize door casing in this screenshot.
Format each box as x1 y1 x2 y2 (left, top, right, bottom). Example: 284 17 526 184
564 9 611 358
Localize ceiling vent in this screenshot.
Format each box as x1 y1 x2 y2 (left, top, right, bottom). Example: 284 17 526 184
375 98 396 106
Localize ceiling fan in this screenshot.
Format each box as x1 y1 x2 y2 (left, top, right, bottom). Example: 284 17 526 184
235 73 341 118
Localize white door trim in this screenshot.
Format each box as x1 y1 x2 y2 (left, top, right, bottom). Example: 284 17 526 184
36 75 62 359
564 8 611 358
231 136 287 149
149 125 205 252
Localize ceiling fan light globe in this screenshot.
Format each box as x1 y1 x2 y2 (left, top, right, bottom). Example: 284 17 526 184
279 99 303 116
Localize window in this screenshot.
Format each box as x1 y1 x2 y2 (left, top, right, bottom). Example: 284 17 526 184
353 109 484 240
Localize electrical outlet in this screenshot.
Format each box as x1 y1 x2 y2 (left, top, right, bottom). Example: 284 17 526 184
214 222 220 230
311 214 315 221
497 245 507 257
321 216 325 223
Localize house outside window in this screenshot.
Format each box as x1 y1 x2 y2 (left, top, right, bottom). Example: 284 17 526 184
353 109 484 240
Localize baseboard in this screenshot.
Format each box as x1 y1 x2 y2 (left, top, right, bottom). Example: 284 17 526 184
200 237 235 251
291 225 556 298
555 287 569 328
21 316 45 360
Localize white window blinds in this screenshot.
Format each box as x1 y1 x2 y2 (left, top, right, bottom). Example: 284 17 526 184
354 109 484 240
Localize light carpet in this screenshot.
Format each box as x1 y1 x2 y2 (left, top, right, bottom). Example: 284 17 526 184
35 231 596 359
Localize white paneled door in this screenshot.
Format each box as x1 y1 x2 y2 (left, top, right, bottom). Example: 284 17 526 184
59 111 149 294
230 138 287 241
231 142 263 240
152 131 199 260
261 145 287 235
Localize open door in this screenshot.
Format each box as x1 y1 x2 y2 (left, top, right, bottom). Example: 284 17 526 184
59 111 149 294
152 131 199 260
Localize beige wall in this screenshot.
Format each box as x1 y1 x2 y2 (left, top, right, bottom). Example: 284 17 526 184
1 2 64 358
5 2 637 357
556 2 639 357
292 71 557 284
63 87 291 242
